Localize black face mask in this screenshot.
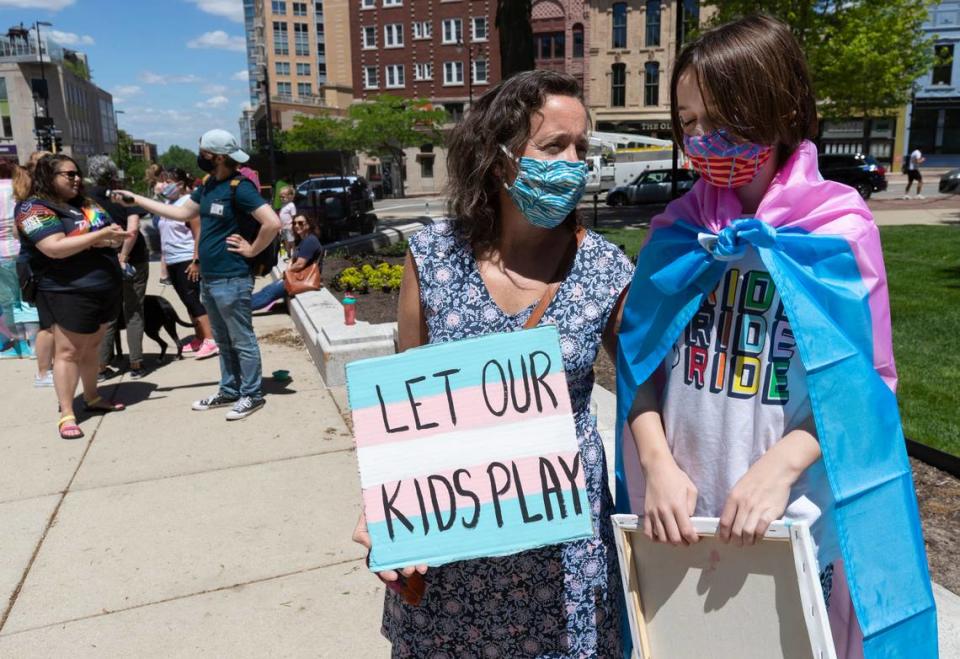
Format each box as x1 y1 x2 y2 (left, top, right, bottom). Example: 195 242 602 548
197 155 215 173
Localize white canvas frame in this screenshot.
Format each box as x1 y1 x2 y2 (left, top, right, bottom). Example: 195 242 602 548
612 514 835 659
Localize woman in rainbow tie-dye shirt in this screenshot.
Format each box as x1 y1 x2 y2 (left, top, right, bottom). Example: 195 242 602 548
15 154 131 440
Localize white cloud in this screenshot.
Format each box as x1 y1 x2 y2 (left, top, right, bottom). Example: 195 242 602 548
111 85 142 103
48 29 95 46
202 83 229 95
185 0 243 22
196 95 230 109
0 0 74 9
138 71 203 85
187 30 246 52
231 70 249 82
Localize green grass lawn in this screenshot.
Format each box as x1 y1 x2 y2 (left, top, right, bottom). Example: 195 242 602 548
596 224 960 456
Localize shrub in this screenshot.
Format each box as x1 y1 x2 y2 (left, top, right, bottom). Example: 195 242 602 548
332 262 404 293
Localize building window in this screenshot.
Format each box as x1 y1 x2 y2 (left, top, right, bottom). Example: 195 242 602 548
537 32 565 59
315 1 324 16
293 2 307 15
421 157 434 178
386 64 405 88
294 23 310 56
272 0 287 14
414 62 433 81
444 102 464 122
611 63 626 106
363 65 378 89
443 61 464 85
277 81 292 97
473 59 488 84
645 0 661 47
471 17 488 41
680 0 699 43
275 61 291 76
645 61 660 106
384 0 402 5
297 82 312 96
384 23 404 47
612 3 627 49
273 22 289 55
933 44 954 85
362 25 376 49
296 62 311 76
361 0 375 8
413 20 432 40
442 18 462 44
572 24 584 58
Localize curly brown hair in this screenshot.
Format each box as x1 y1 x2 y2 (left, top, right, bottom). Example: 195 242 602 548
670 15 818 166
445 70 585 253
31 154 83 204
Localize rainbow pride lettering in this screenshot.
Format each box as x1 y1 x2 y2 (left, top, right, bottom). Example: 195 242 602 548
347 326 593 572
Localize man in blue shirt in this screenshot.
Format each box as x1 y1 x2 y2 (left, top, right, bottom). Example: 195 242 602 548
113 129 282 420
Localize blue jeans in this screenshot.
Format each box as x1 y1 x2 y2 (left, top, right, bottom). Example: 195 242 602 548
201 275 262 399
251 280 286 311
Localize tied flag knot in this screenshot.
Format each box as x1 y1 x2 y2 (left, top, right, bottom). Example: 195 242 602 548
650 218 778 296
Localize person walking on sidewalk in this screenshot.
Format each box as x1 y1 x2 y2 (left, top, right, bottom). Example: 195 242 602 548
87 156 151 380
904 147 926 199
277 186 297 257
157 168 217 359
111 129 281 421
16 154 131 439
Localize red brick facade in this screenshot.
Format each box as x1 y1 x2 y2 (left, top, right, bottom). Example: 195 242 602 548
349 0 501 108
532 0 589 97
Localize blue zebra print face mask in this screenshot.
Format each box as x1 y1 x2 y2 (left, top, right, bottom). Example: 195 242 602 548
501 145 588 229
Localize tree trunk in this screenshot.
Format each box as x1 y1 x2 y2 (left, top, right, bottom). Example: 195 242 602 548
394 148 406 199
862 114 872 156
496 0 535 79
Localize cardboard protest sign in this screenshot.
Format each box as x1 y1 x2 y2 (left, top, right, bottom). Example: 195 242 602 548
612 515 835 659
347 325 593 572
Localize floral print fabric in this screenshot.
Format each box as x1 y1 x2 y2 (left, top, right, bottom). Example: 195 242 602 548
380 221 634 658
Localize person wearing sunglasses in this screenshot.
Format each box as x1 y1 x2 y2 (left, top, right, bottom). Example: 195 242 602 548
15 154 131 439
250 213 322 312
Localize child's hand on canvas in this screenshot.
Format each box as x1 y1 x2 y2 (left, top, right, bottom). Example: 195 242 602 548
718 424 820 546
642 456 700 546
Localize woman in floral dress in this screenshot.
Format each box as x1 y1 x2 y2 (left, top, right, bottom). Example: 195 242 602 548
353 70 634 658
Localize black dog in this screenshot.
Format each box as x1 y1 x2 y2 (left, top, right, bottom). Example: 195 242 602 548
143 294 194 361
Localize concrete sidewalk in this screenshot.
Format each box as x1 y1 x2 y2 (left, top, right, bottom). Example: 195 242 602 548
0 275 389 657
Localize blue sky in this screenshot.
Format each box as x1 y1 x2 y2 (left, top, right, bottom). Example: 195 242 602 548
0 0 251 153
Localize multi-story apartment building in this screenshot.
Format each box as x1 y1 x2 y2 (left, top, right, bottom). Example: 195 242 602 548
0 29 116 166
586 0 707 141
907 0 960 162
243 0 354 150
349 0 500 195
129 138 158 163
532 0 588 93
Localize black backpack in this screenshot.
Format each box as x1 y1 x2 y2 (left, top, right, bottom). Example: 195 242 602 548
205 174 279 277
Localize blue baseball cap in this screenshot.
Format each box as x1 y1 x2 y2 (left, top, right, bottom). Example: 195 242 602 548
198 129 249 164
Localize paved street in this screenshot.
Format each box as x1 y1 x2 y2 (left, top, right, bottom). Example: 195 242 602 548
0 272 389 657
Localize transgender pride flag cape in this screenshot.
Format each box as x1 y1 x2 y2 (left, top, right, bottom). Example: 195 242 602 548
615 141 937 658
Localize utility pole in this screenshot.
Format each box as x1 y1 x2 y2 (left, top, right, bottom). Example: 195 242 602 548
260 45 277 189
670 0 683 199
35 21 52 117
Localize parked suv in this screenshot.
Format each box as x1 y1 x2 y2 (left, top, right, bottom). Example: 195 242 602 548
295 175 377 242
817 153 888 199
606 168 698 206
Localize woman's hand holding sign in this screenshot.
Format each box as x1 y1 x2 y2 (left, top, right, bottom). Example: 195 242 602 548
352 512 428 583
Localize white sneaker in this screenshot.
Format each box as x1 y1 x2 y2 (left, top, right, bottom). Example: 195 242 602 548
34 369 53 387
225 396 265 421
915 194 926 200
192 392 238 411
901 195 913 200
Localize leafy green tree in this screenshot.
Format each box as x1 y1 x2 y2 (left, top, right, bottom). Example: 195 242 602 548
496 0 535 79
159 145 202 178
114 129 148 194
705 1 936 152
278 95 447 198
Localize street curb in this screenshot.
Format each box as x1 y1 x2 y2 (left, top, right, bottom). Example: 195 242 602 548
323 220 431 254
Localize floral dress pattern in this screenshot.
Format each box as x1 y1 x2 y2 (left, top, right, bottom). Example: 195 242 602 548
381 221 635 659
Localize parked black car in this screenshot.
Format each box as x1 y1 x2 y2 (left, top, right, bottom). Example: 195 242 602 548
939 168 960 194
606 169 698 206
295 175 377 242
817 153 888 200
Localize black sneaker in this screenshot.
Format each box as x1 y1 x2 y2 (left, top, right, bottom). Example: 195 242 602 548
97 366 120 383
129 365 146 379
192 392 239 411
225 396 265 421
159 276 172 286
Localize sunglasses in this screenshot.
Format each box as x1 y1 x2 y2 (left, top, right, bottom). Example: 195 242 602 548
56 170 82 180
293 221 307 227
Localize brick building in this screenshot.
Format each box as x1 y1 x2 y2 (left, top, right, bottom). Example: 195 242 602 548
531 0 588 94
349 0 501 195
